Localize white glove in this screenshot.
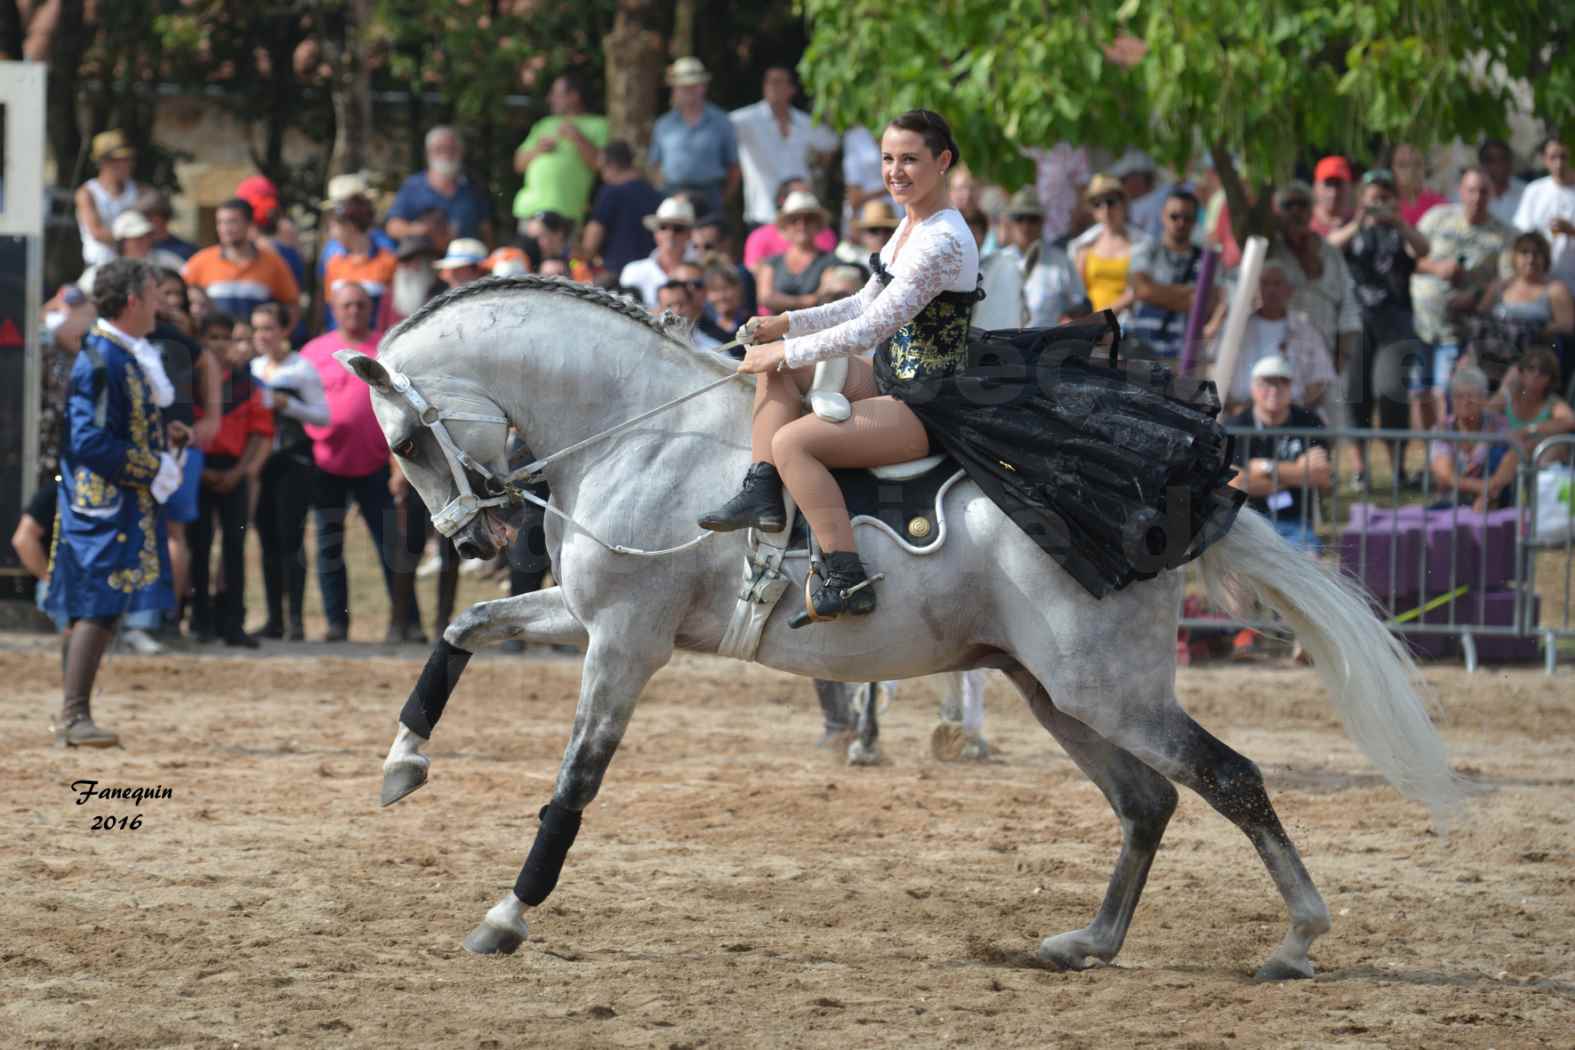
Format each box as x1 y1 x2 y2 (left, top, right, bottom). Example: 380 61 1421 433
739 316 766 346
151 451 183 504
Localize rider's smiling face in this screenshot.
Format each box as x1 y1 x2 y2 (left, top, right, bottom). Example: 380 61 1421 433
881 127 949 208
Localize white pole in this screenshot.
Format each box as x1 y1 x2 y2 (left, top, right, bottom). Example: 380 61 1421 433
1211 234 1268 403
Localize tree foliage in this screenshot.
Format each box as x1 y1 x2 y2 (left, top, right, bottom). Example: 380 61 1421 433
800 0 1575 217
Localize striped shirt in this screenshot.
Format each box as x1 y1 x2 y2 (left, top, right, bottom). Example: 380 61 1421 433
182 245 300 325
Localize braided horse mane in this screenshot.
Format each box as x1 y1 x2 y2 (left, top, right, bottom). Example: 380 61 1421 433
383 274 693 351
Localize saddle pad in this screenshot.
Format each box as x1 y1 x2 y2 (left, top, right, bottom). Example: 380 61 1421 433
787 457 963 554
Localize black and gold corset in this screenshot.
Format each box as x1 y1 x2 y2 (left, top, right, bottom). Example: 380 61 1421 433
871 254 984 381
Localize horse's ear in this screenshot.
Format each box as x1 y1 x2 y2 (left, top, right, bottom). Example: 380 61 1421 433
335 349 395 393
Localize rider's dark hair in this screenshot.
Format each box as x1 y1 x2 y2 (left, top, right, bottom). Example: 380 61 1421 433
885 109 961 168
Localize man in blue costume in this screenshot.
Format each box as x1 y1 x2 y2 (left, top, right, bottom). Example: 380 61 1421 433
46 258 184 747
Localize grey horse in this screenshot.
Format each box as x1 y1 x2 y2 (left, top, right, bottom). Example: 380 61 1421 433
342 275 1461 980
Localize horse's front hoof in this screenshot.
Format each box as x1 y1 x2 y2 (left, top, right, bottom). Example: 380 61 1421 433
1037 930 1105 971
463 916 529 956
1253 956 1314 981
846 739 881 766
379 759 429 807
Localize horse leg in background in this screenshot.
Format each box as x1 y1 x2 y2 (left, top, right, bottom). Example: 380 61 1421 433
464 628 671 955
379 588 589 807
847 681 881 766
1053 681 1332 980
812 679 854 747
1006 669 1177 970
933 669 991 761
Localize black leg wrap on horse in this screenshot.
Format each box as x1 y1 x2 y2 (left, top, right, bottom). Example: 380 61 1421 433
513 802 583 906
399 638 473 739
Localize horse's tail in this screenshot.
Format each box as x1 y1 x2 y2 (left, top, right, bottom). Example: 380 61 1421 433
1198 508 1465 829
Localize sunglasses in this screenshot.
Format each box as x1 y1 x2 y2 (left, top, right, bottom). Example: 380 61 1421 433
658 223 690 233
1089 195 1122 209
1280 199 1312 211
1164 211 1196 223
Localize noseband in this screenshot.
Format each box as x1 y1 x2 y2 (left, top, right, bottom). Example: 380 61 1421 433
387 370 514 538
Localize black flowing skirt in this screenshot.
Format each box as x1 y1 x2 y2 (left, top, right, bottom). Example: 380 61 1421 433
874 313 1245 599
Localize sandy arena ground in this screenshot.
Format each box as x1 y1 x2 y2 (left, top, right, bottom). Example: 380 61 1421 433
3 632 1573 1049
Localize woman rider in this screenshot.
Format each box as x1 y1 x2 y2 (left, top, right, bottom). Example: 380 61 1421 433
699 110 1244 627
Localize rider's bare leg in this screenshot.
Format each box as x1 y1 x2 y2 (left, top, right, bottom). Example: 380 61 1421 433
771 382 929 552
749 365 813 463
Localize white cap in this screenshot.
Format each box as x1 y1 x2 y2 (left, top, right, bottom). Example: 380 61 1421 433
1250 353 1294 381
434 238 488 270
112 210 154 240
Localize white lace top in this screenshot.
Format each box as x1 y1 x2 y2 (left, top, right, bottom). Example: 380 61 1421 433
782 208 978 369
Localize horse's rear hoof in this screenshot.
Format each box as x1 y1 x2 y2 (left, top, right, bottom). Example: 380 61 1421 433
1253 957 1314 981
463 917 529 956
380 761 429 807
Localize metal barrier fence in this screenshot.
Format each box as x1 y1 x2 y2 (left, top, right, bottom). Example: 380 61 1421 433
1179 426 1575 674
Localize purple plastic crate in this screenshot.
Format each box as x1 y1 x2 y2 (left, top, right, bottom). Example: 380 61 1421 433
1422 512 1476 591
1451 507 1520 592
1340 509 1421 598
1415 588 1541 664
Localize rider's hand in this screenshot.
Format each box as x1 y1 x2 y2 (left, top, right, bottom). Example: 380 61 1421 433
737 342 788 374
741 315 789 345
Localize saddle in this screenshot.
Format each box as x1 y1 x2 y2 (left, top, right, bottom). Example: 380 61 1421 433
714 362 963 661
793 356 963 554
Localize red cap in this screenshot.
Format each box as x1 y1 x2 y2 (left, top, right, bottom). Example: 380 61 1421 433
1313 156 1352 184
234 174 280 223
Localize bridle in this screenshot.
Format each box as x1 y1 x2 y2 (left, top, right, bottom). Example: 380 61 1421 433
385 340 747 551
386 370 516 538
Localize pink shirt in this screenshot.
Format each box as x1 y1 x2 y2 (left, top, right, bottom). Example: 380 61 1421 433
1400 190 1446 227
300 329 389 478
743 224 838 271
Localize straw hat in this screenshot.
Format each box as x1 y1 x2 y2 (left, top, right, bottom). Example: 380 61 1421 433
667 57 710 87
111 211 154 241
435 238 488 271
1084 173 1124 203
321 171 373 208
1110 149 1156 178
1005 187 1045 219
642 196 697 232
776 190 829 227
853 200 900 231
92 130 134 164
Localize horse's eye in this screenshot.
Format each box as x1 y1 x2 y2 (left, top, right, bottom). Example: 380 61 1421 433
393 438 417 458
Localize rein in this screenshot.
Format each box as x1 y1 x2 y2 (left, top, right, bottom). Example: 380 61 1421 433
390 336 751 556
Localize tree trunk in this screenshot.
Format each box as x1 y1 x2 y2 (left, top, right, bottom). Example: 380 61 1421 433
1210 140 1276 248
44 0 90 185
257 14 304 181
325 0 373 177
602 0 667 162
670 0 697 60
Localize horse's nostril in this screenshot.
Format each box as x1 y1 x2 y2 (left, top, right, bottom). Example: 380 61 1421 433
456 540 481 560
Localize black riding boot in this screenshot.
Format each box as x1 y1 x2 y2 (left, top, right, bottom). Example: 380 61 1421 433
789 551 878 629
698 462 787 533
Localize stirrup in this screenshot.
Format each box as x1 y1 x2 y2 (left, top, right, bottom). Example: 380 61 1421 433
788 559 884 629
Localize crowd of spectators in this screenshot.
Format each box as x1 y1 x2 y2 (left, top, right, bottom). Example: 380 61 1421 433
24 58 1575 663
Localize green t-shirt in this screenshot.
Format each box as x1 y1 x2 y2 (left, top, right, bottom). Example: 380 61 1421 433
511 115 609 223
